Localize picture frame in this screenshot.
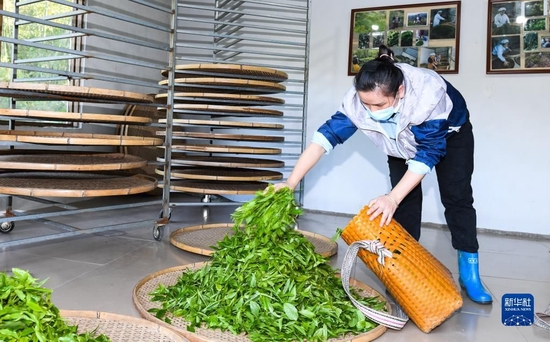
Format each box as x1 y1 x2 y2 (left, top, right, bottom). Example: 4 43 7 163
487 0 550 74
348 1 461 76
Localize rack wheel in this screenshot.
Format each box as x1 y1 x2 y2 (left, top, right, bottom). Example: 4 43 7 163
0 221 15 234
153 225 164 241
158 209 172 220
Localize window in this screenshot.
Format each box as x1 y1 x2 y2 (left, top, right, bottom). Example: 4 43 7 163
1 0 83 113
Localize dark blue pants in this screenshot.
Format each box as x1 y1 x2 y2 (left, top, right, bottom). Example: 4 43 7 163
387 121 479 253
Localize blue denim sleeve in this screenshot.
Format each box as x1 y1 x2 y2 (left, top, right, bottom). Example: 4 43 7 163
316 112 358 149
410 119 448 169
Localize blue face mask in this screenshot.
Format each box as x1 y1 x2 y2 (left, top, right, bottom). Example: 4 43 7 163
364 98 402 121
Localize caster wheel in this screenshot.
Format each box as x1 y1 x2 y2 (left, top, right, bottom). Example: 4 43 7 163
153 225 164 241
158 209 172 220
0 221 14 234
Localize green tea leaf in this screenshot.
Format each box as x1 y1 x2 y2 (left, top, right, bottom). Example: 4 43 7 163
149 186 385 341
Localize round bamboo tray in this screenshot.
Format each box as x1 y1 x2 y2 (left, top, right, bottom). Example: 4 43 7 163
159 180 267 195
60 310 187 342
160 104 283 117
154 93 285 106
0 172 157 197
0 108 152 124
120 104 165 196
0 130 163 146
160 64 288 82
0 82 153 103
160 118 284 130
158 78 286 94
155 167 283 181
133 263 388 342
0 152 146 171
169 223 337 258
170 144 281 155
160 131 285 143
163 156 284 168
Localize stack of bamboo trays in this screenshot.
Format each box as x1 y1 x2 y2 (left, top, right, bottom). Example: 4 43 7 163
155 63 289 197
0 82 162 199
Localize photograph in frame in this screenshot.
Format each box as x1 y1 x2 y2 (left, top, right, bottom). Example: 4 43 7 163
487 0 550 73
348 1 461 75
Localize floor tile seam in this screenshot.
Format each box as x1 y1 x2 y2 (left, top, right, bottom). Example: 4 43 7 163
50 264 104 290
448 273 550 285
471 274 550 284
100 241 156 268
109 234 157 243
4 249 108 266
477 249 550 258
516 328 534 342
458 309 497 318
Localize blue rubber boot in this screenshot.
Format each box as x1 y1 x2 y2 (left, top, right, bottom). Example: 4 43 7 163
458 251 493 304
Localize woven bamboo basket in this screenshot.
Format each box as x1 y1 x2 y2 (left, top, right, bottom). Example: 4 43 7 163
133 263 389 342
340 205 462 333
60 310 187 341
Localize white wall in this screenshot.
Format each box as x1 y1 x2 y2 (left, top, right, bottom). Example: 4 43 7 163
303 0 550 236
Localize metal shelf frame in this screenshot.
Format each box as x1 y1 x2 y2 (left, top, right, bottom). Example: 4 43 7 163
0 0 173 248
154 0 311 238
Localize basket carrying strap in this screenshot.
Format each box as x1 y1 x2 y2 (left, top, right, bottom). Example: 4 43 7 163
341 240 409 330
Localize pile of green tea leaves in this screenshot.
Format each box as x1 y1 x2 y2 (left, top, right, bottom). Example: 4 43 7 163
149 185 386 341
0 268 110 342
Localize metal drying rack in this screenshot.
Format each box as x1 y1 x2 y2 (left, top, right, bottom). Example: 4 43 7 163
0 0 172 248
0 0 310 245
152 0 311 240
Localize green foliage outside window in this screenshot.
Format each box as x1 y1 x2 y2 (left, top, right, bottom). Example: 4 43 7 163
1 0 75 111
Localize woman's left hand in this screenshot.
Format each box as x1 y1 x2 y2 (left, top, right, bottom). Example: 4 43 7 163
367 194 399 227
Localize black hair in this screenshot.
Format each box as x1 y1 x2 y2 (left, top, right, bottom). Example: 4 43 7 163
354 45 404 97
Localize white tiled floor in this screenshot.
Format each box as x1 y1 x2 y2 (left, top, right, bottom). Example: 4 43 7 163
1 194 549 341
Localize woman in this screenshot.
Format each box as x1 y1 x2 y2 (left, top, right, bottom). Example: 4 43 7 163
276 45 492 305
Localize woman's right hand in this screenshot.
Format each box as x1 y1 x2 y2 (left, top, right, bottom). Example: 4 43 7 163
272 182 294 192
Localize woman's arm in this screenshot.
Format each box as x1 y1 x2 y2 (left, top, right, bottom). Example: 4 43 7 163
274 143 326 190
367 170 425 226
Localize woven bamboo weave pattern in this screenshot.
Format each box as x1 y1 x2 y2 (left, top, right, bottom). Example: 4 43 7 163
0 82 153 103
159 180 267 195
61 310 187 342
0 108 152 124
169 223 338 258
0 153 146 171
162 104 283 117
0 130 163 146
133 263 388 342
162 131 284 143
155 167 283 181
170 144 281 155
154 93 285 106
164 156 284 168
0 172 157 197
341 206 462 333
161 63 289 82
158 78 286 94
160 118 284 130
